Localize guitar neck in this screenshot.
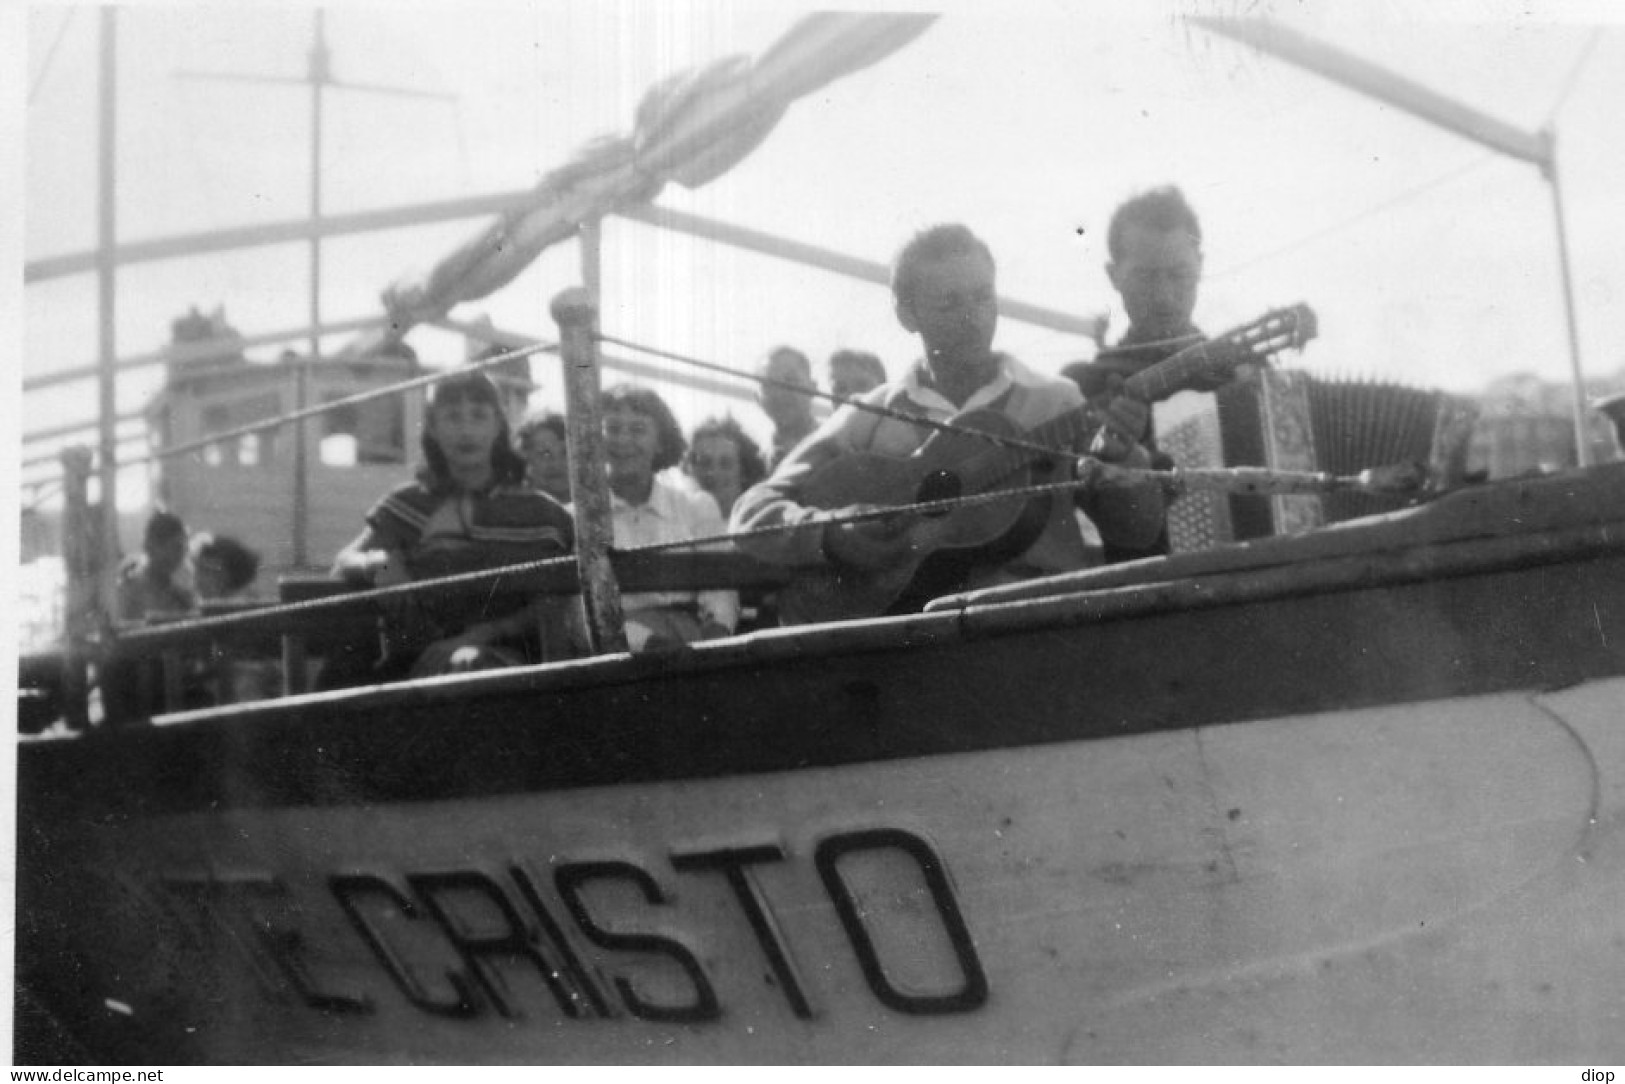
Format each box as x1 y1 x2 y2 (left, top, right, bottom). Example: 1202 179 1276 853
1117 305 1312 403
961 305 1313 482
1123 341 1219 402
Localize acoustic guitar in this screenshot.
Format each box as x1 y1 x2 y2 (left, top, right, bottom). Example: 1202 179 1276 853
780 303 1317 622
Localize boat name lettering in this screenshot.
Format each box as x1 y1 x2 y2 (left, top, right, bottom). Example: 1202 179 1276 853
164 826 988 1025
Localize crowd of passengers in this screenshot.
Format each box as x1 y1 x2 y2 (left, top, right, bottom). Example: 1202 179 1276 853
114 186 1261 692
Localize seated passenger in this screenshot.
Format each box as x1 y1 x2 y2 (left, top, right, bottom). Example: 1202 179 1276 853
516 409 572 505
756 346 819 468
190 532 262 601
828 348 887 402
115 510 198 622
190 532 278 703
332 370 575 681
731 223 1165 623
601 384 738 651
683 414 767 520
102 510 205 723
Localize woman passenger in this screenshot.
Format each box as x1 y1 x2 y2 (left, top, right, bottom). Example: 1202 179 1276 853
601 384 738 650
332 370 574 680
516 409 572 505
190 533 262 601
683 414 767 519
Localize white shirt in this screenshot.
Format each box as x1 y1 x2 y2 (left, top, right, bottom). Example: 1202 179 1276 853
611 476 739 633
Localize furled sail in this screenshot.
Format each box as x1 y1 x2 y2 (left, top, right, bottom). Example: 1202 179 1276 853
379 11 937 335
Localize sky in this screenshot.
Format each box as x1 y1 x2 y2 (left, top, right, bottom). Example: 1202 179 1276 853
11 0 1625 515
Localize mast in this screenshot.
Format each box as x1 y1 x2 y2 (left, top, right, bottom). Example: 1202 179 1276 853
173 11 458 565
1542 127 1592 467
293 9 328 568
97 8 118 594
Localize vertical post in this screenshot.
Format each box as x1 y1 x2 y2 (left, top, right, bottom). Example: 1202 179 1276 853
580 218 603 299
1541 128 1592 468
61 448 97 730
1257 369 1323 535
294 9 328 567
550 287 627 654
97 8 119 604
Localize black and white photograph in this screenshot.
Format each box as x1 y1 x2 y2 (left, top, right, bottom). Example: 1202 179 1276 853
8 0 1625 1067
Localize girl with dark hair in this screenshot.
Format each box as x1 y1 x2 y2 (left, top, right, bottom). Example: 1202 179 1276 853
333 370 575 678
190 532 262 600
601 383 738 650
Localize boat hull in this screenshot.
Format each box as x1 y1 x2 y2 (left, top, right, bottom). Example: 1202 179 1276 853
16 466 1625 1063
16 680 1625 1064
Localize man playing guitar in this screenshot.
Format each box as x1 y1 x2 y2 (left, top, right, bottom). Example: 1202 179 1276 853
729 223 1166 623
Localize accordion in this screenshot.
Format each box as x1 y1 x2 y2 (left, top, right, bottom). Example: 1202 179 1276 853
1159 370 1478 551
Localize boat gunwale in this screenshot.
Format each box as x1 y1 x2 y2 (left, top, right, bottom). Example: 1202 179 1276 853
33 484 1625 738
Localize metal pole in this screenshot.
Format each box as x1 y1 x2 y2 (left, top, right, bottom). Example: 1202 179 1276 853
293 9 328 567
580 218 603 299
550 287 627 654
60 447 96 731
1542 127 1592 467
97 8 119 601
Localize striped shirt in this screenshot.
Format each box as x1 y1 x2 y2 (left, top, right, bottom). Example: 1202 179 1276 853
366 478 574 569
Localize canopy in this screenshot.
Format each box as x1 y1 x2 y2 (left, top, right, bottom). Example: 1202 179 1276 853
379 11 937 336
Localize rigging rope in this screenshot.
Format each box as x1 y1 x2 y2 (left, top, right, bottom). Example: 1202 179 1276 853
111 457 1421 648
1544 29 1603 126
30 339 559 483
1207 153 1497 282
597 331 1107 461
28 8 76 105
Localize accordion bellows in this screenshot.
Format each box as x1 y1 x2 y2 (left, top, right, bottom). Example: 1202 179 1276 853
1161 371 1473 551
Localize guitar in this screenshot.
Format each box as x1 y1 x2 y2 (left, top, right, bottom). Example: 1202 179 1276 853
779 304 1317 623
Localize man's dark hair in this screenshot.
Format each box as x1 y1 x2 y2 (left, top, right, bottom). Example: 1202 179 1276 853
601 383 687 473
420 369 527 488
685 414 768 490
1107 186 1202 261
891 224 995 309
143 510 187 548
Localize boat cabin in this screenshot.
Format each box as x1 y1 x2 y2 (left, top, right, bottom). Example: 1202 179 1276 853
145 337 426 584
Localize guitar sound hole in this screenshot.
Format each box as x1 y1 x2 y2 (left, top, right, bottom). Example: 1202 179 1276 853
916 470 963 518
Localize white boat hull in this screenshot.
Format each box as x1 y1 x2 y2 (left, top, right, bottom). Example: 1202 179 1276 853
19 679 1624 1063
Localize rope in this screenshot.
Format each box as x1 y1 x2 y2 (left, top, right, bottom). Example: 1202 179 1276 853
597 332 1096 462
24 479 64 512
1207 153 1496 282
1544 29 1603 126
111 458 1421 648
41 340 559 482
115 550 582 647
28 8 76 105
633 460 1418 556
